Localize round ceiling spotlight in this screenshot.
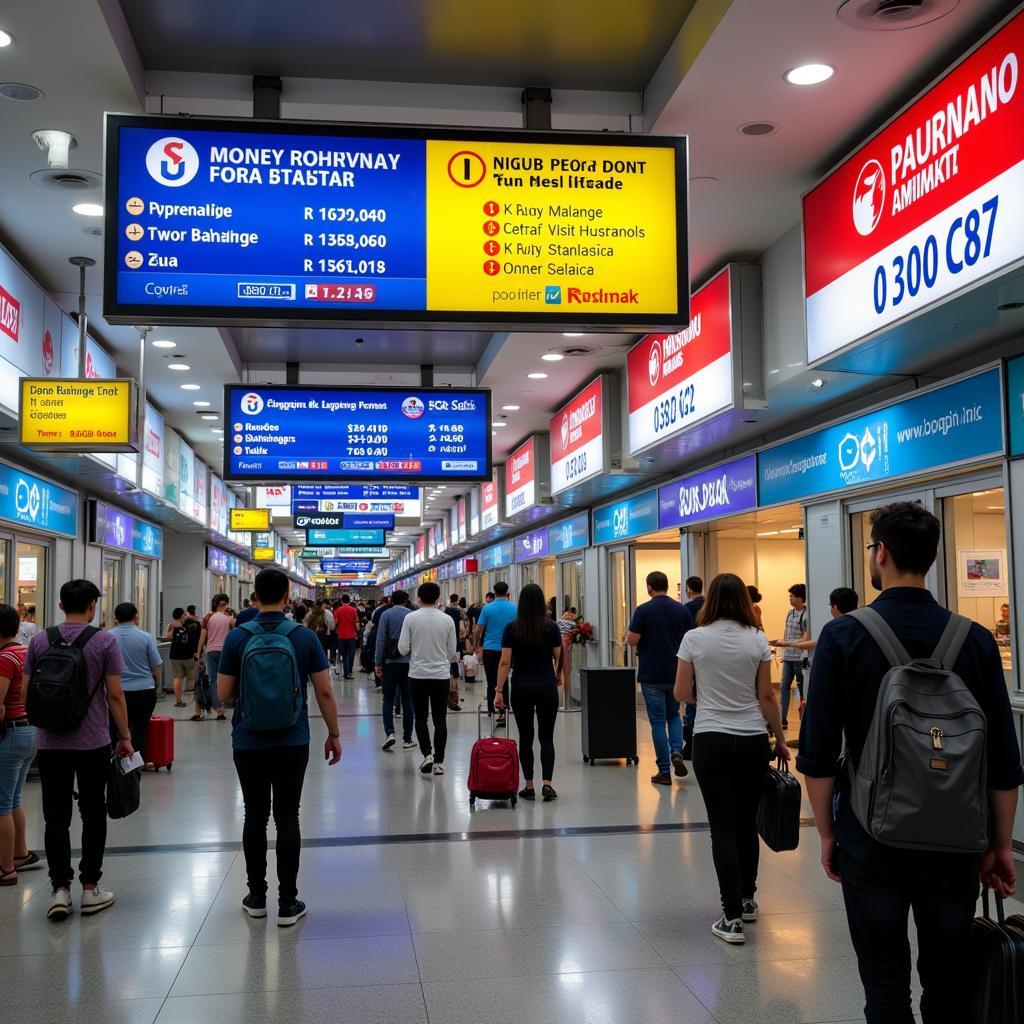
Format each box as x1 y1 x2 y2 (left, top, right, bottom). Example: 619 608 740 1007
541 352 564 362
193 400 210 407
784 63 835 85
738 121 779 137
0 30 15 47
502 405 520 411
527 372 548 380
837 0 960 31
167 362 190 371
181 383 201 391
153 339 176 349
72 202 103 217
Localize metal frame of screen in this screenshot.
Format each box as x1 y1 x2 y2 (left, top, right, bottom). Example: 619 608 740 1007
102 113 689 331
221 383 492 483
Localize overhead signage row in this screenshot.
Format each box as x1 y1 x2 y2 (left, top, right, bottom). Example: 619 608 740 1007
550 376 605 495
321 558 374 574
804 10 1024 363
223 384 490 482
104 115 688 331
593 488 660 545
207 545 242 575
658 454 758 530
306 527 386 547
0 460 78 538
90 501 163 557
19 378 137 452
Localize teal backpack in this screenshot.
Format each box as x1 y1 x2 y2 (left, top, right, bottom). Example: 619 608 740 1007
238 620 303 731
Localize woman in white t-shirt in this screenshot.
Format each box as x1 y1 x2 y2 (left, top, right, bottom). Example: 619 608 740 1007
674 573 790 947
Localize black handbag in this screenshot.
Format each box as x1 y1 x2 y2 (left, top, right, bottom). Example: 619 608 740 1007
106 753 141 820
970 890 1023 1023
195 667 212 711
756 757 802 852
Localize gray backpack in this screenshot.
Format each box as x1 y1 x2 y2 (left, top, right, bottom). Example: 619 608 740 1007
845 607 989 853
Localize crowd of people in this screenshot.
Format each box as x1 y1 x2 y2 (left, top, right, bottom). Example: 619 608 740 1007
0 500 1020 1023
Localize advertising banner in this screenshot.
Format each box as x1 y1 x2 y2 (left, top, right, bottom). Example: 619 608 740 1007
0 461 77 538
91 501 164 557
163 428 180 504
142 402 164 495
321 558 374 574
1007 354 1024 456
306 528 386 547
19 378 137 451
550 377 603 495
208 546 241 574
192 459 208 525
758 369 1002 505
480 469 501 530
209 474 229 536
505 436 536 516
342 513 395 530
547 512 590 555
658 454 758 529
593 489 660 545
456 496 467 543
257 484 291 507
479 541 513 571
804 12 1024 362
514 527 549 562
230 507 271 531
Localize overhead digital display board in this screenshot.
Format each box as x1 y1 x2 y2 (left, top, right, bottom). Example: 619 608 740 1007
342 513 395 530
104 114 687 331
306 528 386 547
223 384 490 482
19 378 137 452
321 558 374 574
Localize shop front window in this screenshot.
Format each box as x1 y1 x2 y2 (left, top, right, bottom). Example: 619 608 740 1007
134 559 152 634
608 548 629 667
16 541 46 628
101 556 123 629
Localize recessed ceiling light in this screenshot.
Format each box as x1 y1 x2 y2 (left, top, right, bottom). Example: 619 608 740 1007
0 83 43 102
211 427 223 434
501 404 520 411
0 30 14 47
810 378 825 389
153 339 176 349
181 383 201 391
527 372 548 380
200 413 218 421
491 422 507 427
168 362 190 371
785 63 835 86
72 202 103 217
492 430 497 436
562 332 584 337
192 400 210 407
541 352 564 362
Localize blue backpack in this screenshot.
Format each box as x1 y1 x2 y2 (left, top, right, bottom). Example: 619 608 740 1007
238 620 303 731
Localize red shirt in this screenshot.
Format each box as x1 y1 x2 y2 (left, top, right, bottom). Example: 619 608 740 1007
0 641 28 720
335 603 359 640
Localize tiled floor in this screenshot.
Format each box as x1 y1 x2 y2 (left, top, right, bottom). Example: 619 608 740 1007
1 673 1020 1023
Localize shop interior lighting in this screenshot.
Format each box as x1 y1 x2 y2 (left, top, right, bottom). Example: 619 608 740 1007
153 339 176 349
168 362 190 371
785 63 835 86
72 202 103 217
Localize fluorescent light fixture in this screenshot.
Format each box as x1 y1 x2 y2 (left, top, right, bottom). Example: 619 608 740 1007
491 422 507 427
785 63 835 86
541 352 564 362
527 372 548 379
152 339 176 349
168 362 190 371
200 414 218 421
181 383 201 391
72 202 103 217
562 332 584 337
502 404 520 411
192 400 210 407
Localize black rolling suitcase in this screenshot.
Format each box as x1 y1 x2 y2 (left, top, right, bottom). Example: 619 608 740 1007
756 757 802 852
970 890 1022 1024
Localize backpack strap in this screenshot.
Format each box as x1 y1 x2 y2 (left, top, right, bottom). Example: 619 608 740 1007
70 626 99 650
931 612 972 670
846 607 911 668
45 626 63 647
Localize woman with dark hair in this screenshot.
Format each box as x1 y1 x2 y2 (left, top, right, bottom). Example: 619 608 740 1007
674 573 789 946
746 585 764 631
494 583 561 801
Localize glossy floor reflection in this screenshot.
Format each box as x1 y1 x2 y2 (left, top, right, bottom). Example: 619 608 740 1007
1 672 1020 1023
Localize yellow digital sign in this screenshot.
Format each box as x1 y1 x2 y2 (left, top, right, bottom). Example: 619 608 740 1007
230 508 271 532
19 378 136 452
252 547 275 561
425 139 683 320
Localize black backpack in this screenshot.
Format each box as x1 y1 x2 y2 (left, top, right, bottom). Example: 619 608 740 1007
25 626 101 732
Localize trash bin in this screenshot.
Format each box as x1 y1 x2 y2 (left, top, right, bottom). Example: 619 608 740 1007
580 666 638 766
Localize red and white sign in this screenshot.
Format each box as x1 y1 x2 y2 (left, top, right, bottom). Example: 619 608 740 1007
550 377 603 495
0 285 20 343
627 268 733 454
456 497 467 543
804 12 1024 362
416 533 427 560
480 470 500 530
505 437 537 516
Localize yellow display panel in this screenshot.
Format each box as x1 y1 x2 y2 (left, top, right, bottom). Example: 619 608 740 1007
230 508 271 532
252 547 275 561
426 140 679 317
19 378 136 452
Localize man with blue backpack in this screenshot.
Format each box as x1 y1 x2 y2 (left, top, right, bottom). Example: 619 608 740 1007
216 568 342 927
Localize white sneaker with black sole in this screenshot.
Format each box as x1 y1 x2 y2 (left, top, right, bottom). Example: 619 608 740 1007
419 756 434 774
433 763 445 775
80 885 115 916
711 916 745 944
47 888 73 921
382 734 396 751
741 899 759 922
403 740 417 749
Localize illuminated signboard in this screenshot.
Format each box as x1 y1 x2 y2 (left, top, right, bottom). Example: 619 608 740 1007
658 455 758 529
514 528 548 562
104 115 687 331
19 378 137 452
479 469 501 530
252 547 275 561
341 513 394 530
0 460 77 537
223 384 490 482
229 507 271 531
504 435 550 518
593 489 660 545
804 11 1024 363
321 558 374 574
306 528 386 547
89 500 164 558
550 376 604 495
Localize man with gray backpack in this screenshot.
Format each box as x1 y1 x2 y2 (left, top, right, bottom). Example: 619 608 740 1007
216 568 342 927
799 502 1023 1024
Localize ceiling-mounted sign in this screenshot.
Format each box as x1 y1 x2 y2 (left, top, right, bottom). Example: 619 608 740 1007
229 507 271 532
804 11 1024 364
223 384 490 481
306 527 386 547
142 402 164 496
456 497 467 543
294 511 344 529
550 376 606 495
593 489 660 545
758 369 1001 505
207 546 241 575
479 469 501 531
321 558 374 574
257 485 291 508
342 513 395 530
19 378 137 452
505 434 550 517
252 547 276 562
658 455 758 530
104 114 687 331
627 267 737 455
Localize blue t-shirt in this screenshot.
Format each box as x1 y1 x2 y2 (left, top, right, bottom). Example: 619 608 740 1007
218 612 329 750
628 595 695 688
109 623 162 692
234 606 259 625
477 599 517 651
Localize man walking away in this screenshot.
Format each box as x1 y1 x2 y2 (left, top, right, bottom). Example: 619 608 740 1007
235 593 260 626
399 582 457 776
473 583 517 727
24 579 133 920
770 584 808 729
626 571 695 785
109 603 162 763
216 568 342 927
680 577 705 759
335 595 359 679
800 502 1023 1024
444 594 466 711
785 588 859 667
375 591 414 751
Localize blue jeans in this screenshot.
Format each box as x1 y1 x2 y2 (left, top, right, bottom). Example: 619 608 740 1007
339 638 357 677
382 662 413 742
779 660 803 725
641 684 682 774
0 724 37 815
205 649 223 711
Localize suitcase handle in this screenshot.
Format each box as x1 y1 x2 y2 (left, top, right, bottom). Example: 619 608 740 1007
982 887 1006 926
477 702 515 739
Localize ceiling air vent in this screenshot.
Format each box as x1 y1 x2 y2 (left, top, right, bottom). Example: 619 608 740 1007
29 169 102 190
837 0 961 31
561 346 594 357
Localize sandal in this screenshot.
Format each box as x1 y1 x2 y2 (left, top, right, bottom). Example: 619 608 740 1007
190 714 204 721
174 701 187 708
13 851 41 871
0 867 17 886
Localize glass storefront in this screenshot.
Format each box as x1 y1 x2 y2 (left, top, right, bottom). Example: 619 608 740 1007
133 558 153 635
101 555 123 628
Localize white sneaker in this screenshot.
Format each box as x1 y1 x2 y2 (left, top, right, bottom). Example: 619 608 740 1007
47 888 73 921
80 885 115 916
433 763 445 776
382 734 396 751
741 899 759 922
711 916 745 944
419 756 434 774
403 740 417 749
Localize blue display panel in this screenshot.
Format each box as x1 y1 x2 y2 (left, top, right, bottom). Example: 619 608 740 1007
0 461 77 538
658 456 757 530
479 541 514 571
593 489 660 545
1007 356 1024 458
321 559 374 574
758 369 1003 505
293 484 418 501
224 384 490 482
342 514 395 530
547 512 590 555
306 528 386 547
91 501 164 558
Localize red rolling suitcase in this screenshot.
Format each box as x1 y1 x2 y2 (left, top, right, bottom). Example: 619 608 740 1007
468 703 519 807
145 715 174 771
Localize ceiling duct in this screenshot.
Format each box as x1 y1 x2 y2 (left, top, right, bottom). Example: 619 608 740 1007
837 0 961 31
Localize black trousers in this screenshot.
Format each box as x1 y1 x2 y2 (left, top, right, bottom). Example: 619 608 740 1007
510 679 558 782
838 839 980 1024
409 677 449 763
692 731 770 921
123 687 157 757
482 650 506 715
232 744 310 903
37 745 110 890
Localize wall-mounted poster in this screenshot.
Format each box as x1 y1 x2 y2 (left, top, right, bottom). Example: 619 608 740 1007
957 548 1008 597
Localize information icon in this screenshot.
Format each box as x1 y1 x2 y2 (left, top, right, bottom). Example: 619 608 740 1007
447 150 486 188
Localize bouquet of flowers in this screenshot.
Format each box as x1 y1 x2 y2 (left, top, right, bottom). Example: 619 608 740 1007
572 620 595 645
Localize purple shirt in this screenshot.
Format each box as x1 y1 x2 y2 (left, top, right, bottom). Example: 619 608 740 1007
26 623 124 751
